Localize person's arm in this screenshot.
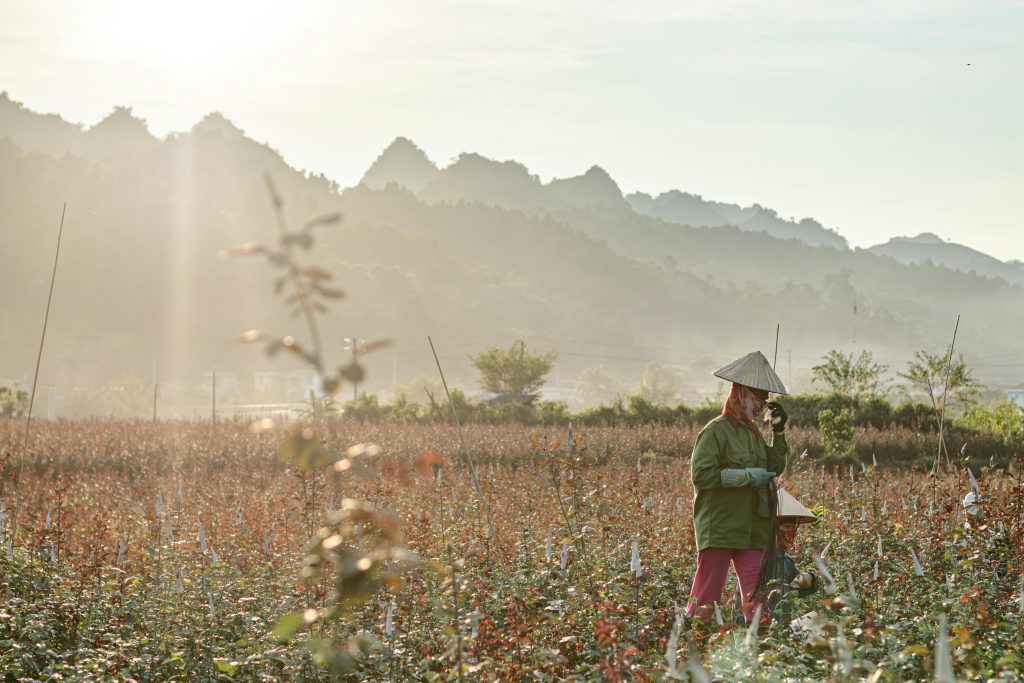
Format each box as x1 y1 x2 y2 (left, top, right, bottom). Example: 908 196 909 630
795 572 818 597
691 426 726 492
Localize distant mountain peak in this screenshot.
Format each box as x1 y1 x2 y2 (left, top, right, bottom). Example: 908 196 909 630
547 164 627 209
626 189 848 249
869 232 1024 284
361 136 438 193
192 111 245 138
89 106 151 133
894 232 945 245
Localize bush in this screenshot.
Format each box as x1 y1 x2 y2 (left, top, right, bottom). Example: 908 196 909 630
818 407 856 464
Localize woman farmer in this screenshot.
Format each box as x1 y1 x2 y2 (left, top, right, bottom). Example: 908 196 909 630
685 351 789 623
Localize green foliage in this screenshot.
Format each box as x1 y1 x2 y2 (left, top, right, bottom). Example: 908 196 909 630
818 407 856 463
958 400 1024 445
470 340 556 402
811 349 889 400
0 382 28 417
297 390 342 421
898 347 982 418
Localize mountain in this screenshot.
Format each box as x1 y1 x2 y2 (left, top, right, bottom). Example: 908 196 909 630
360 137 847 249
547 165 629 211
1 93 1023 412
360 136 438 193
868 233 1024 285
626 190 849 249
420 152 553 210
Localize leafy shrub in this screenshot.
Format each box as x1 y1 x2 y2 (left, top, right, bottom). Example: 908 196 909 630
818 407 856 464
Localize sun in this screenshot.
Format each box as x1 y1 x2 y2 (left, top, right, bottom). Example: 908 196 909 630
94 0 286 79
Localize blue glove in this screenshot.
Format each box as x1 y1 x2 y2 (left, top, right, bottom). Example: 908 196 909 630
745 467 776 488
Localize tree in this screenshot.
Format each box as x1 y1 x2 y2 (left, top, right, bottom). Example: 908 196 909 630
811 350 889 400
638 363 685 405
0 383 28 417
470 340 556 402
575 366 628 407
898 347 982 419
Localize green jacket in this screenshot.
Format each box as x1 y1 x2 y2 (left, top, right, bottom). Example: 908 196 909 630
690 415 788 551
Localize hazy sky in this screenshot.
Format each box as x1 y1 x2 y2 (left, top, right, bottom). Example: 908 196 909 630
2 0 1022 258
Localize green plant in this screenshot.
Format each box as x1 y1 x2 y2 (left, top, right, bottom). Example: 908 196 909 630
818 407 856 463
469 339 555 403
0 382 28 417
227 177 404 674
898 347 982 421
811 349 889 400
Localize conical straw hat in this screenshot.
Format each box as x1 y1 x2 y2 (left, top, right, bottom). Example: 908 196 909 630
778 488 817 522
712 351 788 394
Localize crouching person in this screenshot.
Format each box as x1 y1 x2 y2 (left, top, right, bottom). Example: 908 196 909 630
734 488 820 624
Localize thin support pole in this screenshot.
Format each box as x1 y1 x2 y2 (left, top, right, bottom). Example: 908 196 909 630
14 203 67 496
936 315 961 470
773 323 780 370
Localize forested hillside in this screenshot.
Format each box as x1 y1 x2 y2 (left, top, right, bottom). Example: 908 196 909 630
2 93 1022 398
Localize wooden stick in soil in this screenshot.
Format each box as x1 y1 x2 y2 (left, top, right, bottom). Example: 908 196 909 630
936 315 961 470
428 336 524 671
10 203 67 502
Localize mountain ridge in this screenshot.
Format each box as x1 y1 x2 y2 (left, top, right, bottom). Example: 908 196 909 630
1 93 1022 403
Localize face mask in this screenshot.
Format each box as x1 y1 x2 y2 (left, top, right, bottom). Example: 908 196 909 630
778 525 797 550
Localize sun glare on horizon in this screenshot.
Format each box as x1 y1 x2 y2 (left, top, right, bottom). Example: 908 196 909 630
92 1 290 79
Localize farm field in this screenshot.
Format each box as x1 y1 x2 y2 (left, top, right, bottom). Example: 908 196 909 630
1 418 1022 681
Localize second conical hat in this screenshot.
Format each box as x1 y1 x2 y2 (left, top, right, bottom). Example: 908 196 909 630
712 351 788 394
778 488 817 522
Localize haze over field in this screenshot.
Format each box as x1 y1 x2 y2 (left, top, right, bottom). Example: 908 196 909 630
2 92 1024 417
1 0 1022 415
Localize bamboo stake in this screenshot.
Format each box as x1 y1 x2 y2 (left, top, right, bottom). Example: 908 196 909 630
936 315 961 470
10 203 67 500
427 336 524 670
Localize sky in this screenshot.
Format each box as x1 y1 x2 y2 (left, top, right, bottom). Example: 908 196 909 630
2 0 1022 257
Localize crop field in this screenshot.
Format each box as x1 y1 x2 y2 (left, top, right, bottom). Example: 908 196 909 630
1 418 1022 681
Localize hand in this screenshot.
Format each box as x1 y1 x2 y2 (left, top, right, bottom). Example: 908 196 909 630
793 573 813 589
745 467 776 488
765 401 788 433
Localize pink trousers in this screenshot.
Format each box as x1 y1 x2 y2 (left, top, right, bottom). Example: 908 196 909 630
685 547 764 622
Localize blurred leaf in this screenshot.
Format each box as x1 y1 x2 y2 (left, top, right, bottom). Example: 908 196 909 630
301 267 333 281
280 432 329 471
340 363 365 383
357 339 394 356
213 659 237 675
272 611 304 642
304 212 343 228
282 232 313 250
322 376 341 395
236 329 264 343
316 286 346 300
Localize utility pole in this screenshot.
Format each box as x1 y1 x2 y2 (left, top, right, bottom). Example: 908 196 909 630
153 383 158 422
212 370 217 423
